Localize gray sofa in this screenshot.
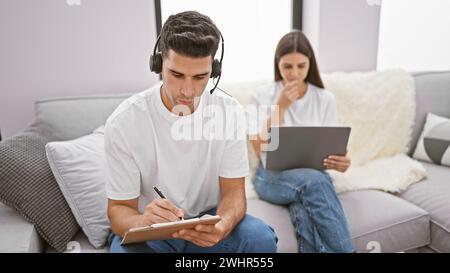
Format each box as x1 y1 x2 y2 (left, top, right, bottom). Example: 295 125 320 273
1 71 449 253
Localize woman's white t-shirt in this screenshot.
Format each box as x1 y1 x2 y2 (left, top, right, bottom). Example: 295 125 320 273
248 81 339 164
104 83 249 218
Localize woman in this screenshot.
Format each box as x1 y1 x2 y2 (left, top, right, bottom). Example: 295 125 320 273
248 30 354 253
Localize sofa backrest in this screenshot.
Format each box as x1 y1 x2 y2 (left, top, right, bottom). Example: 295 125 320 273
30 82 267 142
409 71 450 155
30 71 450 152
33 93 132 141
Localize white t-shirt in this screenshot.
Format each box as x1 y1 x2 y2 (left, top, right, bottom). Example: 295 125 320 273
104 82 249 217
247 81 339 164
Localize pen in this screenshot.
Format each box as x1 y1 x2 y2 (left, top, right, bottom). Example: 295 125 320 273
153 186 184 221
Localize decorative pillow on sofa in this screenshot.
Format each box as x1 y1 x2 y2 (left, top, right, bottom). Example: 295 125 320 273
45 126 110 248
0 132 80 252
413 112 450 166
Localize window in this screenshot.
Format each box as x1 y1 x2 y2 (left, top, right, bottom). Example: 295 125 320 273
377 0 450 71
160 0 292 83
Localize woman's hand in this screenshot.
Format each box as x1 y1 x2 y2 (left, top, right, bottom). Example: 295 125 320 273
276 80 301 110
323 151 351 173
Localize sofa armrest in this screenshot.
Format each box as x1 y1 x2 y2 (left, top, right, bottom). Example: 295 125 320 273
0 202 46 253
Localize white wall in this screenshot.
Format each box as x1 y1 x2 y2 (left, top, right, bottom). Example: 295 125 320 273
303 0 381 73
160 0 292 84
377 0 450 71
302 0 321 55
0 0 159 138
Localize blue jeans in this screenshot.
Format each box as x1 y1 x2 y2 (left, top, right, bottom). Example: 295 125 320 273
108 207 278 253
253 163 354 253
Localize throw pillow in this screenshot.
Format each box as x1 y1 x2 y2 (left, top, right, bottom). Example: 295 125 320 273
413 112 450 166
45 126 110 248
0 132 80 252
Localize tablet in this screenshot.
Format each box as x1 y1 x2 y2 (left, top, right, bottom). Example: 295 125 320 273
265 126 351 171
121 214 221 245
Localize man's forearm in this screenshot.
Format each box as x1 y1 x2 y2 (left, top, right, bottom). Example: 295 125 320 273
216 191 246 238
108 205 144 237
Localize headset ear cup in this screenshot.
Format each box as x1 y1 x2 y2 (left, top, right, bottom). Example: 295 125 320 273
150 53 163 74
210 59 222 78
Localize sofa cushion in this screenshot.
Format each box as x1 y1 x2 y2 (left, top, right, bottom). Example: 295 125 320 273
46 231 109 253
248 190 429 253
0 202 46 253
0 132 80 252
34 94 131 141
409 71 450 155
400 162 450 252
247 199 297 253
339 190 430 252
406 246 437 253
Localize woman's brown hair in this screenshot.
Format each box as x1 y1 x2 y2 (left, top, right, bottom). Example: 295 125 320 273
274 30 324 88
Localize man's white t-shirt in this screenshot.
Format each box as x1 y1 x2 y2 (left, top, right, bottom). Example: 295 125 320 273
247 81 339 164
104 83 249 217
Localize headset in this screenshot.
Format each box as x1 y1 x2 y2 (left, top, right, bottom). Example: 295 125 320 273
150 32 224 94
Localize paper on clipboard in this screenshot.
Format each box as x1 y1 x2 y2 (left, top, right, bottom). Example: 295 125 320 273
121 214 221 245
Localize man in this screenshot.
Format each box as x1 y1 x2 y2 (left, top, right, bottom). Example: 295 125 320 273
105 11 277 253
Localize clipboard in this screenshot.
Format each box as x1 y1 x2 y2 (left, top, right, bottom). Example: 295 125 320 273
121 214 221 245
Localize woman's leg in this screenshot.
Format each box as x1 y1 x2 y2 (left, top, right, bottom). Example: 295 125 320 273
288 202 318 253
253 165 354 252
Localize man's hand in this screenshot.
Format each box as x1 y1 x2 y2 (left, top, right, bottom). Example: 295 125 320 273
172 217 233 248
323 151 351 173
172 176 245 248
141 199 184 226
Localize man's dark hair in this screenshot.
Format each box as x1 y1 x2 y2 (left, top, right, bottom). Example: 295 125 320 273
160 11 221 59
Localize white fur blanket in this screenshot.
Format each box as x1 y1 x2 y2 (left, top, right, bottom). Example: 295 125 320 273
223 69 427 198
322 69 426 193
